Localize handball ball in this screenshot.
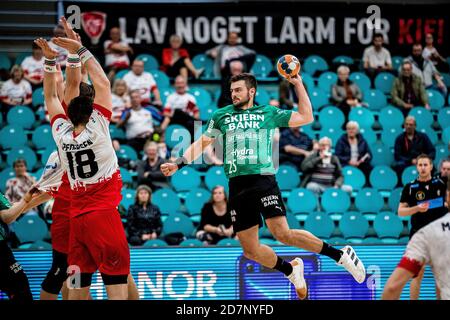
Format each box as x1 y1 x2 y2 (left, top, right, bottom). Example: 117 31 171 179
277 54 300 79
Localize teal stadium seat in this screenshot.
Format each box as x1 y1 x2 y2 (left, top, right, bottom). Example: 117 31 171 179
339 212 369 240
437 107 450 129
332 55 354 66
427 89 445 110
162 212 195 238
379 106 404 129
205 166 228 191
217 238 240 246
417 127 438 145
309 87 328 110
364 89 387 111
0 168 15 193
388 188 403 212
120 188 135 210
192 54 215 79
120 167 134 186
276 165 300 190
143 239 168 247
287 188 317 214
370 165 398 190
185 188 210 216
374 72 396 94
408 107 433 129
116 145 138 161
179 239 204 247
152 188 181 214
32 125 55 150
370 143 394 166
7 105 35 129
303 55 328 76
136 53 159 71
150 70 170 88
14 215 48 243
391 56 404 70
29 240 52 250
255 87 271 105
7 147 37 169
355 188 384 220
171 167 201 192
304 212 334 239
402 166 418 185
342 166 366 191
443 127 450 144
0 53 11 70
199 104 217 122
359 127 377 145
250 54 273 79
349 72 371 92
300 72 315 91
374 212 403 241
109 125 126 140
32 87 45 107
319 106 345 129
435 144 449 166
115 69 129 80
14 52 29 65
319 127 344 147
321 188 351 213
381 127 402 148
349 107 374 129
189 87 212 109
317 71 337 93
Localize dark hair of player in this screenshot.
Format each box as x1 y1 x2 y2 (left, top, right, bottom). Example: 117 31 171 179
230 73 257 91
79 82 95 99
67 96 94 127
416 154 433 165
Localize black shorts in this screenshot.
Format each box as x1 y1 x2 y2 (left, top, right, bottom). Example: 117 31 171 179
228 174 286 233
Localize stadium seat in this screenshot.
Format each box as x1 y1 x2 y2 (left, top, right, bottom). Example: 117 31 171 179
162 212 195 238
438 107 450 129
388 188 403 212
417 127 438 145
6 105 35 129
318 106 345 129
301 72 315 91
120 188 135 210
359 127 377 145
116 145 138 161
255 87 271 105
303 55 328 76
120 168 134 187
7 146 37 169
136 53 159 71
287 188 317 214
374 72 396 94
355 188 384 214
115 69 129 79
349 107 375 129
14 52 29 65
339 212 369 240
276 165 300 190
370 143 394 166
179 239 204 247
435 144 449 166
401 166 418 185
327 237 346 245
199 104 217 122
362 237 382 244
319 127 344 146
443 127 450 144
250 54 273 79
304 212 335 239
374 212 403 239
192 54 215 79
32 125 55 150
370 165 398 190
29 240 52 250
317 71 337 93
427 89 445 110
332 55 354 66
109 125 126 140
309 87 328 110
259 238 279 245
205 166 228 191
185 188 210 216
150 70 170 88
391 56 404 70
14 215 48 243
165 124 190 149
408 107 433 129
342 166 366 191
364 89 387 111
381 126 402 148
143 239 168 247
0 168 15 193
321 188 351 213
32 87 45 107
217 238 240 246
189 87 212 108
0 53 11 70
152 188 181 214
349 72 371 92
171 167 201 191
379 106 404 129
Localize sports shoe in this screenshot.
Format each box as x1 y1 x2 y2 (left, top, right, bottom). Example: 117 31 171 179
286 257 307 300
337 245 366 284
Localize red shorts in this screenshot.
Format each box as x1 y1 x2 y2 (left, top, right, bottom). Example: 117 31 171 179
68 209 130 275
51 197 71 254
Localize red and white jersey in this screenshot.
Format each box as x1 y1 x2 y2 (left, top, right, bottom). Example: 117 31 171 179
0 79 32 103
104 40 130 68
37 150 72 202
111 93 130 122
123 71 157 102
21 56 44 82
163 92 198 117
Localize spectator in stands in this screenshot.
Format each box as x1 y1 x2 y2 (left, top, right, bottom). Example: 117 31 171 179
301 137 352 195
278 79 298 110
404 43 447 96
117 90 154 153
423 33 449 73
206 31 256 79
104 27 133 82
21 42 44 88
126 185 163 246
137 141 169 190
363 33 392 81
335 121 372 178
279 126 316 171
48 24 68 67
196 186 234 245
111 79 131 124
439 159 450 179
331 65 364 120
0 65 32 117
5 159 37 216
157 142 169 160
161 34 204 79
123 59 162 108
217 60 244 108
393 116 435 177
161 75 199 139
391 61 430 117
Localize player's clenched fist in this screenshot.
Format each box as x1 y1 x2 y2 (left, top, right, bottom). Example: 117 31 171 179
160 163 178 176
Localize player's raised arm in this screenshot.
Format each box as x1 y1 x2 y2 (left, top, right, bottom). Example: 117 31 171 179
34 38 65 120
286 74 314 127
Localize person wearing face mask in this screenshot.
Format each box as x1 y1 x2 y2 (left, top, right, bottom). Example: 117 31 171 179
331 65 364 121
136 141 168 190
391 61 430 117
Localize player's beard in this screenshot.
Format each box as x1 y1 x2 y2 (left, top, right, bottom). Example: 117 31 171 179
232 93 251 109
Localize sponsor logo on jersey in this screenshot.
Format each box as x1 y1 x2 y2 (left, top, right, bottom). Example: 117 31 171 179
62 139 94 151
56 122 64 132
416 191 425 201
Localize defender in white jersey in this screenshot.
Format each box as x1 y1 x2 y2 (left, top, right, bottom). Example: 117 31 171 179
36 31 130 300
382 179 450 300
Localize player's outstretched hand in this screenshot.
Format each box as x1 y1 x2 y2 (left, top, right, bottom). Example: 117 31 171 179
52 37 82 54
60 16 82 45
34 38 58 59
160 163 178 177
23 185 41 203
286 74 303 87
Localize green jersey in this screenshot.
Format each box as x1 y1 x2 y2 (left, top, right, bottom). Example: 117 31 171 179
0 192 12 241
205 104 293 178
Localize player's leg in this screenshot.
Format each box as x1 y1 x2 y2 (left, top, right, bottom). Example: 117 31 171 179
382 267 414 300
409 266 425 300
127 274 140 300
40 249 69 300
102 274 128 300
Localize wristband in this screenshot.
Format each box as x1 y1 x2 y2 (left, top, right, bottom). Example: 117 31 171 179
174 156 189 170
77 46 94 64
44 58 57 73
67 53 81 68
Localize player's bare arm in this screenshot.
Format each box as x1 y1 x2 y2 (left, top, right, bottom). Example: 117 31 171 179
161 134 215 176
34 38 65 120
398 202 429 216
286 74 314 127
0 187 41 224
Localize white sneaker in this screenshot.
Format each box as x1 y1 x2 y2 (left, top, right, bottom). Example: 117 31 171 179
286 257 307 300
337 245 366 284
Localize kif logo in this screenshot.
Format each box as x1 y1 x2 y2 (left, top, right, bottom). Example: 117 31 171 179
56 122 64 132
81 11 107 45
